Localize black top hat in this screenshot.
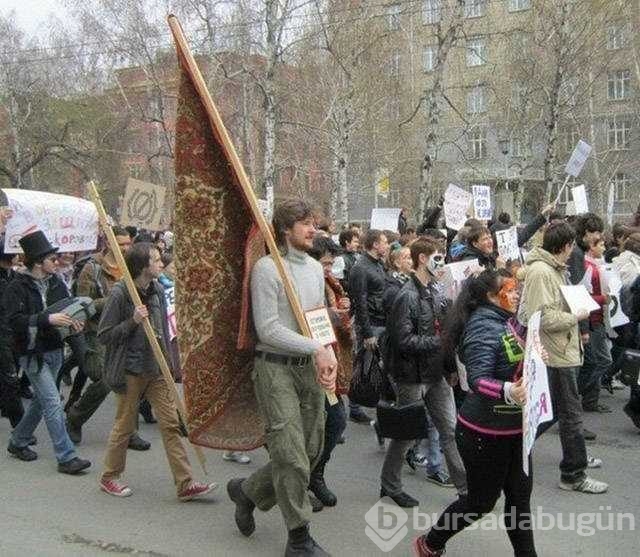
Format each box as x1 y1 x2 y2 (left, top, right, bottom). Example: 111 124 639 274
19 230 58 262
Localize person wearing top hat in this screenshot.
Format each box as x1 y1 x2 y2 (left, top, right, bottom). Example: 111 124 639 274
2 230 91 475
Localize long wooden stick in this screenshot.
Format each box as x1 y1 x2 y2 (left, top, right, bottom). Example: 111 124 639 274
167 15 337 405
88 181 208 474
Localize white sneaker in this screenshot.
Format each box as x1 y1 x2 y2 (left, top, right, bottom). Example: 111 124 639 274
587 455 602 468
223 451 251 464
611 378 626 390
559 476 608 494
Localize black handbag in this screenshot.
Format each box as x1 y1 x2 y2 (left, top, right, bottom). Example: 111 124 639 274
376 398 429 440
619 349 640 387
348 347 391 408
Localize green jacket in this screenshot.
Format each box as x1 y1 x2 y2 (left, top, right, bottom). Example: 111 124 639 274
520 247 582 368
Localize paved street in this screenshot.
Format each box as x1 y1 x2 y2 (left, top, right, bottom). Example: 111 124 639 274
1 384 639 557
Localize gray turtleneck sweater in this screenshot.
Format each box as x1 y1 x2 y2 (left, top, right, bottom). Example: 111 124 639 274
251 247 325 356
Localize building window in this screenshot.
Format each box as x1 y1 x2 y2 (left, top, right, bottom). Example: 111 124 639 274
557 179 575 205
607 118 631 150
560 78 577 107
610 172 629 202
389 51 401 78
608 70 631 100
509 0 531 11
387 4 401 31
607 25 627 50
466 37 486 67
423 45 437 73
564 127 580 152
468 127 487 159
465 0 486 18
511 137 526 158
422 0 441 25
386 97 400 120
511 84 526 108
467 86 486 114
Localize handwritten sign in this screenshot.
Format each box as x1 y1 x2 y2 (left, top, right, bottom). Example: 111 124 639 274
442 259 482 300
571 184 589 214
495 226 520 262
565 140 592 177
120 178 166 231
601 265 630 329
305 307 337 346
472 184 492 220
165 286 177 340
559 284 600 315
370 208 402 232
1 188 98 254
522 311 553 475
444 184 472 230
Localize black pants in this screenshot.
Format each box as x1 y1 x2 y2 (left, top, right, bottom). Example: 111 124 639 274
426 424 536 557
311 397 346 478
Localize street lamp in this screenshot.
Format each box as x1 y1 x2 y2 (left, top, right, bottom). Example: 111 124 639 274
498 138 510 191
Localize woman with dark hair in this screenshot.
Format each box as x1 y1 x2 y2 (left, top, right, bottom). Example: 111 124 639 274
414 270 537 557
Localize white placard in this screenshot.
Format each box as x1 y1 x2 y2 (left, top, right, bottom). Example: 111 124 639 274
472 184 492 220
305 307 337 346
442 259 482 300
444 184 473 231
164 286 177 340
601 265 630 329
571 184 589 214
565 140 592 177
1 188 99 254
559 284 600 315
120 177 166 231
495 227 520 262
522 311 553 475
370 208 402 232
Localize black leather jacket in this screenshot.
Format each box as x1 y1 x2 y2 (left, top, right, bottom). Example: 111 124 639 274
386 274 452 384
348 252 386 338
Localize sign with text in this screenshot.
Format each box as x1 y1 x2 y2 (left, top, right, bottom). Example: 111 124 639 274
442 258 482 300
444 183 472 230
495 226 520 262
571 184 589 214
370 208 402 232
1 188 98 254
120 178 166 231
165 286 177 340
522 311 553 475
565 140 592 177
305 307 337 346
472 184 492 220
601 265 630 330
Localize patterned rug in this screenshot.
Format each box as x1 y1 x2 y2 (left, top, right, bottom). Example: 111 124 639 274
172 27 265 450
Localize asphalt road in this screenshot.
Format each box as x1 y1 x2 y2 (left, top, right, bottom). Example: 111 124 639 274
1 384 639 557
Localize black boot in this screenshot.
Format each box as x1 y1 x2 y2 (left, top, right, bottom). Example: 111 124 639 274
139 399 157 423
309 464 337 507
285 525 330 557
227 478 256 537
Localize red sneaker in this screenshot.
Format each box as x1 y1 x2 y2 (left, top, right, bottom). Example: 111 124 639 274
100 478 132 498
178 481 218 501
413 536 445 556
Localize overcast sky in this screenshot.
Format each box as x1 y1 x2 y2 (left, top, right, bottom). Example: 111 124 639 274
1 0 65 39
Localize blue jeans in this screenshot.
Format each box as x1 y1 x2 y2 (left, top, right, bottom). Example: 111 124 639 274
10 350 76 463
423 410 444 476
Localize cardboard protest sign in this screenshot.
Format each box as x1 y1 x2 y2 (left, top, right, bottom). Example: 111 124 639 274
601 265 630 329
444 184 472 230
305 307 337 346
522 311 553 475
565 140 592 177
370 208 402 232
559 284 600 315
1 188 98 254
120 178 166 230
165 286 177 340
571 185 589 214
495 227 520 262
472 184 492 220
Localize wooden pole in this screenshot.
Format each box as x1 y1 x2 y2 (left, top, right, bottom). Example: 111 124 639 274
554 174 572 206
87 181 208 474
167 15 337 405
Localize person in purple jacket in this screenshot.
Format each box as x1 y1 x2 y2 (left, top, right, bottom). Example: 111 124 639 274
413 269 537 557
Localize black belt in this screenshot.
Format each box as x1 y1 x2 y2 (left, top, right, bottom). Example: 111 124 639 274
255 350 310 367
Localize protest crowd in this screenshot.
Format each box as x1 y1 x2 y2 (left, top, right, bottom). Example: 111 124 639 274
1 189 640 557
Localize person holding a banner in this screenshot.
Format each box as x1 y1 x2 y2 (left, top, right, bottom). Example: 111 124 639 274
97 241 216 501
227 199 336 557
414 269 535 557
521 221 608 494
4 231 92 475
